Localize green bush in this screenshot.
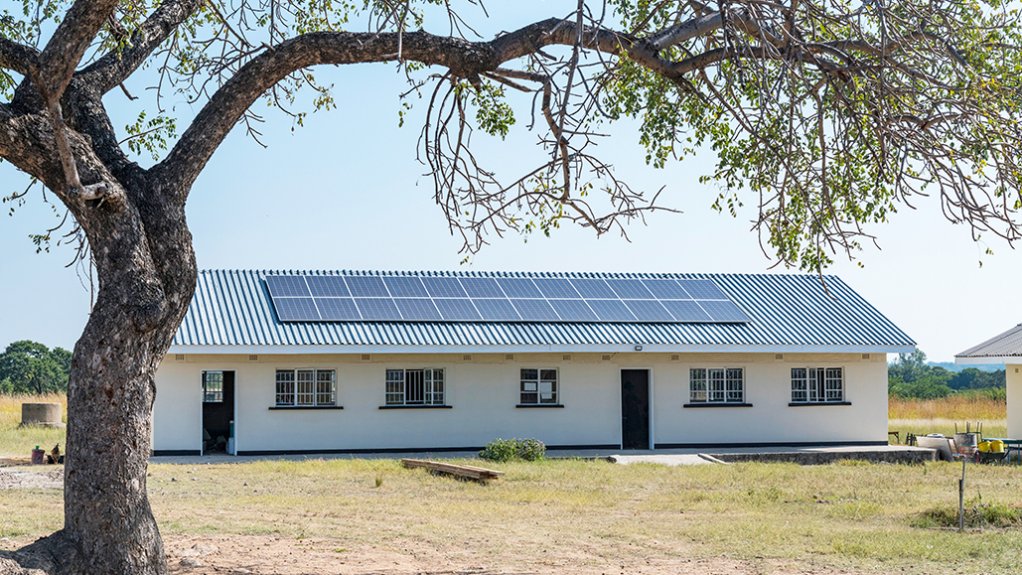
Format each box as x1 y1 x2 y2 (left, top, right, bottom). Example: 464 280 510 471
517 438 546 461
479 438 546 462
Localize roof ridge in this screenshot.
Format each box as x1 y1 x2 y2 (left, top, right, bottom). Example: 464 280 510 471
199 269 842 279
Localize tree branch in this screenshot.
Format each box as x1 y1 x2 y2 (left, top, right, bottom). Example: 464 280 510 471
79 0 205 93
155 18 698 193
0 38 39 76
34 0 121 103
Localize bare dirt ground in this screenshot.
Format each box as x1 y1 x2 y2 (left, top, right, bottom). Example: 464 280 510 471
0 464 61 490
161 535 854 575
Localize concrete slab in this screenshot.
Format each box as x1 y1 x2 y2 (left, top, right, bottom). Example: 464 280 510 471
151 445 935 465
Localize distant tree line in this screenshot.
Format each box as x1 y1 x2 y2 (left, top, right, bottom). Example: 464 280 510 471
889 350 1005 400
0 341 72 394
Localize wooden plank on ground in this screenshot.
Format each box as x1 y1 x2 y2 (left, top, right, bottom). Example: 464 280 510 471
401 458 504 482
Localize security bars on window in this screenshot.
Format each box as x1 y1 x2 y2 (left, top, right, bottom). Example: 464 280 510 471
790 367 844 403
275 369 336 406
689 368 744 403
520 368 558 404
202 371 224 403
385 369 445 406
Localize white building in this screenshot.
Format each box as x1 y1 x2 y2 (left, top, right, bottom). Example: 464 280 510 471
956 324 1022 438
153 270 914 455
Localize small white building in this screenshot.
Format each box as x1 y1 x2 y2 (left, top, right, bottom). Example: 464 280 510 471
153 270 914 455
956 324 1022 438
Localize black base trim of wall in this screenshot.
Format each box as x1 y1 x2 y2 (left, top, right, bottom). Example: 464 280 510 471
683 403 754 408
152 450 201 456
236 444 620 456
654 440 888 449
788 402 853 406
269 406 344 410
515 404 565 409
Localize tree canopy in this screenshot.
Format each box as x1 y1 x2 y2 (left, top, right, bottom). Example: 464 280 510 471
888 349 1005 399
0 340 71 394
3 0 1022 271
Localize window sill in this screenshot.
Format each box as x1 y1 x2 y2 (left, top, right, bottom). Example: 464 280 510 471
516 404 565 409
683 403 753 408
378 405 452 410
268 406 343 410
788 401 852 407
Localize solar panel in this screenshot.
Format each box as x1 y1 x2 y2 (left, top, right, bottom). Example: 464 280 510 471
354 298 401 320
641 279 690 300
700 300 751 322
624 300 674 322
434 298 482 321
460 277 505 298
473 298 521 320
497 278 542 298
394 298 441 321
606 279 654 299
383 276 428 298
273 297 320 321
678 279 727 300
661 300 712 322
569 278 617 298
306 276 349 297
345 276 389 297
265 276 310 297
510 299 559 321
421 277 468 298
266 273 748 325
549 299 598 321
533 278 580 299
588 299 636 322
316 298 361 320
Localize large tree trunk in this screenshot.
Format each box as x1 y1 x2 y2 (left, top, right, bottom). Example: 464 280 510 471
1 178 199 575
58 301 173 574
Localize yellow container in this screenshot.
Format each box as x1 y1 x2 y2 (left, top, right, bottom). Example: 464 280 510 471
979 440 1005 453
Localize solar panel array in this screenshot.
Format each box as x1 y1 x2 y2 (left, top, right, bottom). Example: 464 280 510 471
265 274 751 324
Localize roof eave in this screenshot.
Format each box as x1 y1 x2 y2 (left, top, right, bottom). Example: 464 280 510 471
955 355 1022 365
168 343 916 355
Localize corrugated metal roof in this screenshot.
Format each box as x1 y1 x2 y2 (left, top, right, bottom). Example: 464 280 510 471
956 324 1022 360
171 270 915 352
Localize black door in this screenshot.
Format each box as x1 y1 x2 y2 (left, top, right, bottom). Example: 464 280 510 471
620 369 650 450
202 371 235 453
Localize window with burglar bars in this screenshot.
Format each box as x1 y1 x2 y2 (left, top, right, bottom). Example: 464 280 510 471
385 369 445 406
790 367 844 403
275 369 336 406
202 371 224 403
520 369 558 404
689 368 744 403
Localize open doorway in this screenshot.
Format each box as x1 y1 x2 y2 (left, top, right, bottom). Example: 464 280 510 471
620 369 650 450
202 371 235 454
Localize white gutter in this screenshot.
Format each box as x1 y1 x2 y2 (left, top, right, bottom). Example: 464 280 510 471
168 343 915 355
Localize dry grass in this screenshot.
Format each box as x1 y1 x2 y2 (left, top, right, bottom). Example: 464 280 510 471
889 396 1006 421
0 393 67 458
1 459 1021 574
888 396 1008 439
0 394 1020 573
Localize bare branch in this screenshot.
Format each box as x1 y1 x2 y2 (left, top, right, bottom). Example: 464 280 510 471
80 0 206 93
34 0 121 103
0 37 40 76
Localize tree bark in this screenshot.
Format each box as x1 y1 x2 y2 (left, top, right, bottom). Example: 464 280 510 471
58 184 197 574
0 170 196 574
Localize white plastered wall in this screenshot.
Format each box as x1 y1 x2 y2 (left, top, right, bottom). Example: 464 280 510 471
653 353 888 445
1008 364 1021 439
153 351 889 453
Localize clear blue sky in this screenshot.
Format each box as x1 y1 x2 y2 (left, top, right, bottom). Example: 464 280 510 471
1 4 1018 362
